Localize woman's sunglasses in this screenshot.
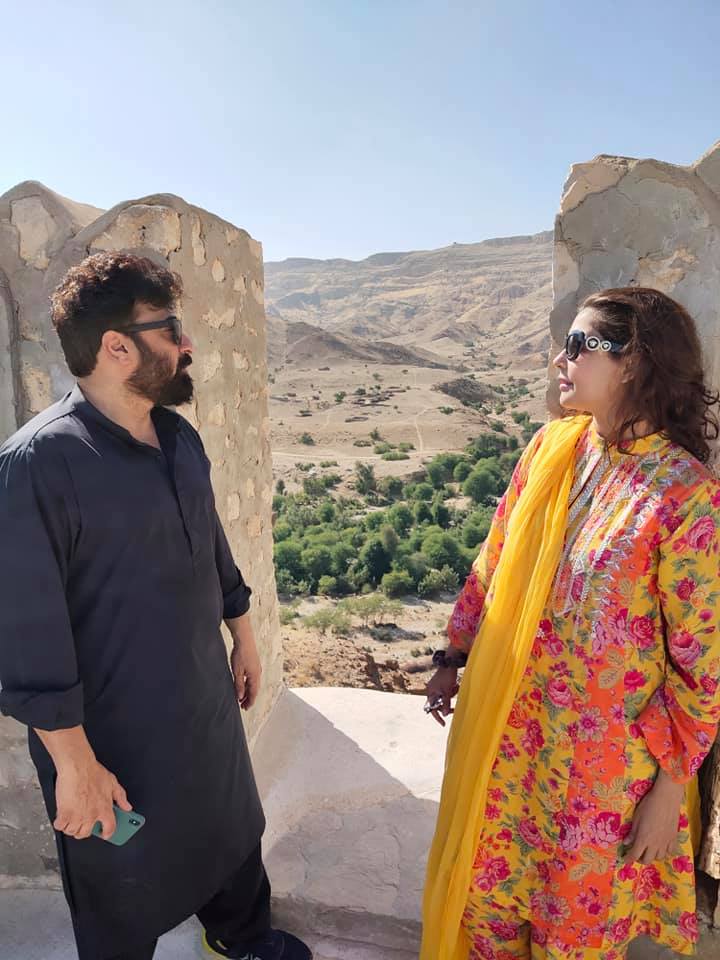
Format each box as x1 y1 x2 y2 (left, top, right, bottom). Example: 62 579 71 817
118 315 183 345
564 330 625 362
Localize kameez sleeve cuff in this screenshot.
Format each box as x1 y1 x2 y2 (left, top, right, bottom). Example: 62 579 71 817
0 680 84 731
636 686 718 784
447 568 487 653
223 571 252 620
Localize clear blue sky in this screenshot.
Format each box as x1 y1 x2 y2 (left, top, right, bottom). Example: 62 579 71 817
2 1 718 262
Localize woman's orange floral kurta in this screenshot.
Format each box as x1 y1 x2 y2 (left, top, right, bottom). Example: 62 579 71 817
448 426 720 959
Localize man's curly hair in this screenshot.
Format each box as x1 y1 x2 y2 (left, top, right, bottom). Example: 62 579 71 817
50 252 182 377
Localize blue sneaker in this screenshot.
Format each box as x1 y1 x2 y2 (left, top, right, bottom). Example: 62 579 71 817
203 928 312 960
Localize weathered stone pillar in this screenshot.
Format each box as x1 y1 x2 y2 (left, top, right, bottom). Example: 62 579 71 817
0 182 282 886
549 143 720 886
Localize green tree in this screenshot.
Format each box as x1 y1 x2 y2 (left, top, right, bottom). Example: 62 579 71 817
453 460 472 483
431 497 451 529
395 551 429 587
421 531 464 575
414 501 433 524
365 510 387 532
274 539 304 581
328 540 353 573
387 503 414 536
380 524 400 556
359 537 393 585
463 466 498 504
413 482 434 501
301 544 334 584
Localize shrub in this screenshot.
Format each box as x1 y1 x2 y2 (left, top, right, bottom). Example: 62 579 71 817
381 569 414 597
273 520 292 542
398 442 415 453
353 439 372 447
370 427 382 441
374 441 393 454
418 565 460 597
317 576 340 596
279 605 299 625
320 459 339 468
438 406 454 415
335 392 346 403
276 478 286 494
299 432 315 445
303 476 327 498
377 476 404 500
303 608 352 635
355 462 377 495
382 451 409 461
318 500 336 523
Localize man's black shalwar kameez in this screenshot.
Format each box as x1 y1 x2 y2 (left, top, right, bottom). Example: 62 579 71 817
0 386 265 959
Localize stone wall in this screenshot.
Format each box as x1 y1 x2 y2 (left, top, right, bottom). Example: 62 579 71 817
549 143 720 881
0 182 282 886
548 140 720 414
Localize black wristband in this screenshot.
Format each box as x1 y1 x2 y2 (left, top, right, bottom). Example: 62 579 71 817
432 648 468 669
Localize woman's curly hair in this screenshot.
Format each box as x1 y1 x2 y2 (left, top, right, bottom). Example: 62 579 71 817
581 287 720 464
51 252 182 377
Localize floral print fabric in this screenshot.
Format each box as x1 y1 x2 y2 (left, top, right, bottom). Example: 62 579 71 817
447 426 720 959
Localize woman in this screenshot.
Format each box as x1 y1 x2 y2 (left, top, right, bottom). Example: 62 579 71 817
422 288 720 960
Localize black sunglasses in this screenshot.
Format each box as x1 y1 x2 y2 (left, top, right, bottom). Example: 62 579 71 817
564 329 625 362
118 315 183 345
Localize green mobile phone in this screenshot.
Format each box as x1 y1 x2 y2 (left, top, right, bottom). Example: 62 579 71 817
91 805 145 846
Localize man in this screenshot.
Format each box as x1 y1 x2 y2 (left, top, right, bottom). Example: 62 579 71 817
0 252 311 960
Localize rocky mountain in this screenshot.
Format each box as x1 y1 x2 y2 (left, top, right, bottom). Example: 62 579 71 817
264 231 554 368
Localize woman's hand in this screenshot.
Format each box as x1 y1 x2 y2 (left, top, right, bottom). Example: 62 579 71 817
425 667 459 727
623 769 685 864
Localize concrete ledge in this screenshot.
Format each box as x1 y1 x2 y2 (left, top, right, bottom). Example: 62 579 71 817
253 687 448 953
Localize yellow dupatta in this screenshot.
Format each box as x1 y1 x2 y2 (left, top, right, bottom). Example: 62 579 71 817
421 413 702 960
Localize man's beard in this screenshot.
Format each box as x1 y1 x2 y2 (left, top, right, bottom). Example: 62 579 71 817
127 339 194 407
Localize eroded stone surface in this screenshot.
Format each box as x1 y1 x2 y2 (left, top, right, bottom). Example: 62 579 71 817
549 142 720 430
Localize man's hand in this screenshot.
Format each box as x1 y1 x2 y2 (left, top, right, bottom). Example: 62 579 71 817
34 726 132 841
227 614 262 710
425 667 459 727
623 769 685 864
55 760 132 840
